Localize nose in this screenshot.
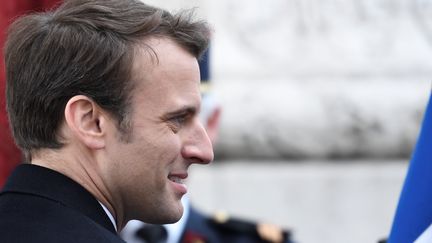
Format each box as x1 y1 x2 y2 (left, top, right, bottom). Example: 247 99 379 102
181 119 214 164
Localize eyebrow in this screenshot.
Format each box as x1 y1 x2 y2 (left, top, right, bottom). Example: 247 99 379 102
163 106 198 118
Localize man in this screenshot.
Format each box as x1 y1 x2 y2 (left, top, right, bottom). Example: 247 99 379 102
0 0 213 242
121 50 293 243
121 76 222 243
122 95 292 243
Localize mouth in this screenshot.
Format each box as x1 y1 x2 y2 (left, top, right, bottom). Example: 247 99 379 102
168 175 185 184
168 173 188 195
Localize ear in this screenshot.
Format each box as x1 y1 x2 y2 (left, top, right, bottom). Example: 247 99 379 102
64 95 107 149
204 107 221 145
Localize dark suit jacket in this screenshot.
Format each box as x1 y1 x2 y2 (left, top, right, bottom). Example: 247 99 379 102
0 164 125 243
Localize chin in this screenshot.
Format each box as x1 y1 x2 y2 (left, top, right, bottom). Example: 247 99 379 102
164 216 181 224
148 203 184 224
166 204 184 223
151 214 182 224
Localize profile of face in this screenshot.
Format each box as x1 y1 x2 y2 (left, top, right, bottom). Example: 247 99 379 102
102 38 214 225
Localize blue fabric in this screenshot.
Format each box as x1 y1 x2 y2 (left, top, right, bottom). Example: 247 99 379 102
199 48 210 82
389 94 432 243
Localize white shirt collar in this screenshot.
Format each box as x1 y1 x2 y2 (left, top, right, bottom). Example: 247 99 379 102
99 201 118 232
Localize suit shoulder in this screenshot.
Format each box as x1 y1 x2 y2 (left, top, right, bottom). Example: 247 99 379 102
0 193 124 243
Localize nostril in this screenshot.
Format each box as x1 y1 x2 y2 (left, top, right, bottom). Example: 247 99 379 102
181 142 213 164
188 156 210 164
181 145 213 165
181 124 214 164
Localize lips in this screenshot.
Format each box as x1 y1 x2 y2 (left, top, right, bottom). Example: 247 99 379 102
168 175 185 184
168 172 188 195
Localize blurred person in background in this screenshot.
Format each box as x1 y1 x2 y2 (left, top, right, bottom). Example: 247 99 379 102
0 0 61 189
121 49 293 243
0 0 213 242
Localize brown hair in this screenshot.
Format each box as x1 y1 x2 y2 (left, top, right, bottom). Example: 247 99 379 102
5 0 210 160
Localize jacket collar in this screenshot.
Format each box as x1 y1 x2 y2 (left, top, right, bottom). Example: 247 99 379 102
1 164 117 234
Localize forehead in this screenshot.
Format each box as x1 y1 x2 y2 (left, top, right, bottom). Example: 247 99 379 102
129 38 201 109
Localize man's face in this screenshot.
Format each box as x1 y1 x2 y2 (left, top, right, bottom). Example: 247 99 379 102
103 38 213 225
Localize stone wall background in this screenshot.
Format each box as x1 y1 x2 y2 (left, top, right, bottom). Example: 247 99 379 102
143 0 432 159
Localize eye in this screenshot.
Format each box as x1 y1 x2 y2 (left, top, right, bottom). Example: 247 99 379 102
167 114 190 133
171 115 187 126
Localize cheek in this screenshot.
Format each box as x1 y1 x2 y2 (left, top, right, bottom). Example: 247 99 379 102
118 128 182 183
106 141 153 184
154 132 182 159
131 134 181 177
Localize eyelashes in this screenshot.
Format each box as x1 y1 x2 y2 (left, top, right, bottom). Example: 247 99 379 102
162 106 198 134
167 113 191 133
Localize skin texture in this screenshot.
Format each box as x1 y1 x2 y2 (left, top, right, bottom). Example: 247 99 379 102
31 37 214 230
